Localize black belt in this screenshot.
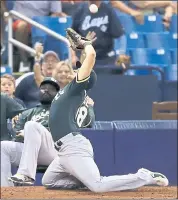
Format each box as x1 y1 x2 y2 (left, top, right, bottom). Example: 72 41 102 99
54 132 80 150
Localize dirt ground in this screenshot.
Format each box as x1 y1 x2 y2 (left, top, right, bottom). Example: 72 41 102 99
1 186 177 199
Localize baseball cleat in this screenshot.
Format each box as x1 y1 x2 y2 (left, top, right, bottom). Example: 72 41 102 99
138 168 169 187
8 174 34 186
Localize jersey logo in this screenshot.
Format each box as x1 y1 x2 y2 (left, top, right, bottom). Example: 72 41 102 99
53 89 64 101
31 110 49 123
81 15 109 31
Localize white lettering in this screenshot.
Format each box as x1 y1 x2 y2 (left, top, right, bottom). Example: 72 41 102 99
31 110 49 122
82 15 109 31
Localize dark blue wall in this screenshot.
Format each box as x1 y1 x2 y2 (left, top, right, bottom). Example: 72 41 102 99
88 73 177 121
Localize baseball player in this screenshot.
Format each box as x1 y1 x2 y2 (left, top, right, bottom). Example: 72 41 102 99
7 77 95 186
12 29 169 191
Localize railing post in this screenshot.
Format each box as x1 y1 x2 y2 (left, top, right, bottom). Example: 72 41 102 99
8 15 13 70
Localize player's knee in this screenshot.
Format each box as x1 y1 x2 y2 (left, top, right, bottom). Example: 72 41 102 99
87 183 104 193
1 141 13 154
24 121 39 131
42 174 53 188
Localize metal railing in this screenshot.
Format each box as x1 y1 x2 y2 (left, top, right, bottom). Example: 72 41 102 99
4 10 71 69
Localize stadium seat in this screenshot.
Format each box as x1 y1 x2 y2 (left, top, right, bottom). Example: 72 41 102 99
165 64 178 81
171 50 177 64
6 0 14 10
136 15 164 33
1 66 12 75
169 33 178 49
118 15 137 33
130 48 170 78
170 15 177 33
147 49 171 67
31 16 72 59
127 33 145 49
131 48 171 66
145 33 170 49
130 48 148 66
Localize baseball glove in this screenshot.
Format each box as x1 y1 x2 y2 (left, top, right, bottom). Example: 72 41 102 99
66 28 92 51
116 54 130 69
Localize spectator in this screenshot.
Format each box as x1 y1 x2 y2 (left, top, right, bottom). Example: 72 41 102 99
1 74 26 140
1 74 25 107
110 1 144 24
0 93 24 141
3 1 65 72
15 50 60 108
61 0 83 16
127 1 175 28
72 0 128 69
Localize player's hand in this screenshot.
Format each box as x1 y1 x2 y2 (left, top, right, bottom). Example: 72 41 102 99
12 114 21 128
131 10 144 24
34 42 43 61
16 131 24 138
86 31 97 43
86 96 94 106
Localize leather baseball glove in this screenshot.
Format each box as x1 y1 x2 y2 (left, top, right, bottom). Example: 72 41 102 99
66 28 92 51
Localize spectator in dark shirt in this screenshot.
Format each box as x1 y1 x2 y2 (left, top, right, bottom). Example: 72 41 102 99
72 0 127 67
15 51 60 108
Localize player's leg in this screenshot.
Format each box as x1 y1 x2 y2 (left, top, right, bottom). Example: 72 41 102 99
10 121 57 184
1 141 23 186
60 156 168 192
45 134 168 192
42 156 83 189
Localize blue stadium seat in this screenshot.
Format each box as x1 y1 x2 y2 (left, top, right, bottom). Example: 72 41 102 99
170 15 177 33
171 50 177 64
130 49 171 78
131 48 171 67
169 33 178 49
127 33 145 49
31 16 72 59
1 66 12 75
130 48 148 66
118 15 137 33
6 0 14 10
165 64 178 81
145 33 170 49
147 49 171 67
136 15 164 33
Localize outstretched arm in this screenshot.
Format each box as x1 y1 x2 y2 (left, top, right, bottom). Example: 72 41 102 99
77 44 96 82
33 42 45 87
